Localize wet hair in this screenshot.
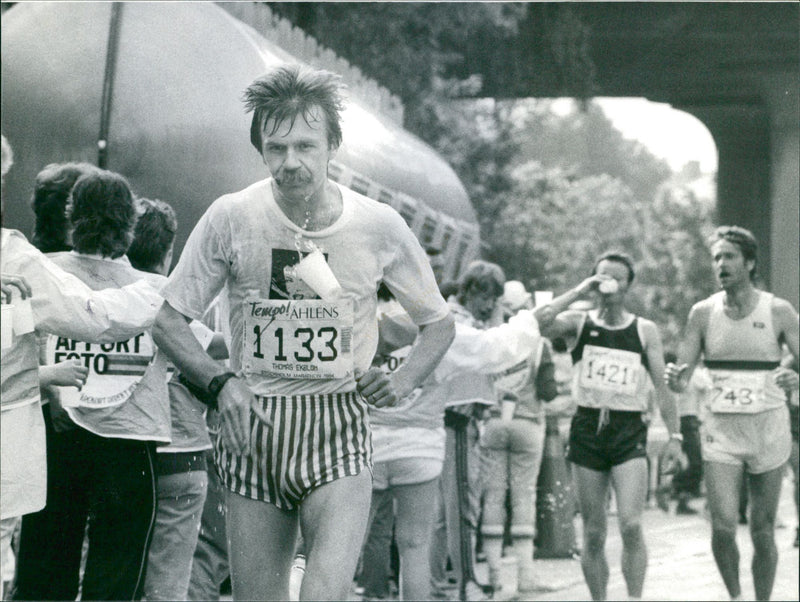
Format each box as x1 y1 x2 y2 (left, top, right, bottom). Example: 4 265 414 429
67 170 136 259
591 251 635 284
710 225 758 278
457 260 506 305
128 198 177 273
31 162 99 253
1 134 12 177
243 64 345 153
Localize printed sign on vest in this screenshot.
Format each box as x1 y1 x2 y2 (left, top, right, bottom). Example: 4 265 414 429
46 332 153 408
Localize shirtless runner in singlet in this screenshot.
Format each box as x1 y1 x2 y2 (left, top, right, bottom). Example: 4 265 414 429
537 251 683 601
666 226 799 601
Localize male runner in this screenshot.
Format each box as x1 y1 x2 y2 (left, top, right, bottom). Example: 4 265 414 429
666 226 799 601
152 64 454 601
537 251 683 601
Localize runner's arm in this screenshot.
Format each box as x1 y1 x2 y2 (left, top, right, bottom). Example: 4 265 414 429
390 312 455 399
641 319 679 436
666 303 707 392
153 301 255 454
773 299 799 393
533 275 603 338
774 298 799 361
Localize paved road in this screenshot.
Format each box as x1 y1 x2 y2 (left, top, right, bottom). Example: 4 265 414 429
492 470 799 601
223 470 798 601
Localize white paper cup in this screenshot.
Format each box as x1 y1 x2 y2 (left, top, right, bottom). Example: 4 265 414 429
501 399 517 422
534 290 553 307
598 279 619 294
1 305 13 350
13 299 35 335
295 250 342 301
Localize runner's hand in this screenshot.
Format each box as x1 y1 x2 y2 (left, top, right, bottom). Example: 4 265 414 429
659 438 687 475
773 366 799 392
1 273 31 302
664 362 689 392
216 377 258 455
355 367 398 408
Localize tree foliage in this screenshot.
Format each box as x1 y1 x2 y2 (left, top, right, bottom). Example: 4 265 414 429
268 3 717 345
266 2 524 137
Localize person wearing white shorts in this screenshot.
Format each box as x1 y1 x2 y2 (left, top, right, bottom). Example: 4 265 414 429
666 226 799 601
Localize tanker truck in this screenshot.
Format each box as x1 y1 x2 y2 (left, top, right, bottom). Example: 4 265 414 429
1 1 480 282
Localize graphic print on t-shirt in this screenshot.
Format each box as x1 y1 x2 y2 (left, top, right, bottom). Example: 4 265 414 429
270 248 319 300
243 247 354 380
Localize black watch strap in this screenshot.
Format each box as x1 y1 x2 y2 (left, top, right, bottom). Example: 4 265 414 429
208 372 237 404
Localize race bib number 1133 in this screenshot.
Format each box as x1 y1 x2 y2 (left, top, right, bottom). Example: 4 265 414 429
242 298 354 380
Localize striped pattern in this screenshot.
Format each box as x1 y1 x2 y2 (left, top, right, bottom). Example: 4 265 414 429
215 392 372 510
703 359 781 371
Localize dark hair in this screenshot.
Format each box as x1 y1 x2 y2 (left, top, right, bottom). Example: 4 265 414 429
31 162 99 253
67 170 136 259
243 64 344 153
710 225 758 279
439 280 459 300
457 260 506 304
592 251 635 284
128 198 177 273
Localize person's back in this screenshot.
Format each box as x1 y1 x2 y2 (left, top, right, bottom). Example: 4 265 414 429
478 281 558 597
129 198 223 601
14 170 168 602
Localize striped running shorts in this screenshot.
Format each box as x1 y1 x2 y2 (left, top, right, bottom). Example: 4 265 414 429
214 391 372 510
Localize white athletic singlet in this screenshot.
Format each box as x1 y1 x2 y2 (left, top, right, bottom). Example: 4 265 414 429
703 290 784 414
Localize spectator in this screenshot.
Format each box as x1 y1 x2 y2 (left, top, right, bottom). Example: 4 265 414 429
129 198 228 601
478 281 558 597
0 135 162 601
13 170 170 601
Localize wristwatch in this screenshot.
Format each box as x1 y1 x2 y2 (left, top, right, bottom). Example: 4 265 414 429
208 372 237 406
670 432 684 443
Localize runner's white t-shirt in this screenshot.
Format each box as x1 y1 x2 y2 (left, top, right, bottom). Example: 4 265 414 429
162 179 449 396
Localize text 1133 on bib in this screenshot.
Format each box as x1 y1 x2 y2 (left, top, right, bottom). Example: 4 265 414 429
243 298 354 380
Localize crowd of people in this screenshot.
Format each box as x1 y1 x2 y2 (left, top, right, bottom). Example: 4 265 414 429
1 63 798 602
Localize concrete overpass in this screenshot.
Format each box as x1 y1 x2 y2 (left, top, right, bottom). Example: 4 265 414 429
470 2 798 307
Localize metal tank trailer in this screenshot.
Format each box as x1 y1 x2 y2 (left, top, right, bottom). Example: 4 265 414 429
1 1 480 282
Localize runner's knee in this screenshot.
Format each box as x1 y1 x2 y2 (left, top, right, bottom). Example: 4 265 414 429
619 520 643 547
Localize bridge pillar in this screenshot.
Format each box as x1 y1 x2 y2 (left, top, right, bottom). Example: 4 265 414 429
763 73 800 310
683 91 799 309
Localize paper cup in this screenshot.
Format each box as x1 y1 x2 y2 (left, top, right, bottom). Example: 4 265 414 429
294 250 342 301
598 279 619 294
1 305 13 350
13 299 35 335
534 290 553 307
501 399 516 422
